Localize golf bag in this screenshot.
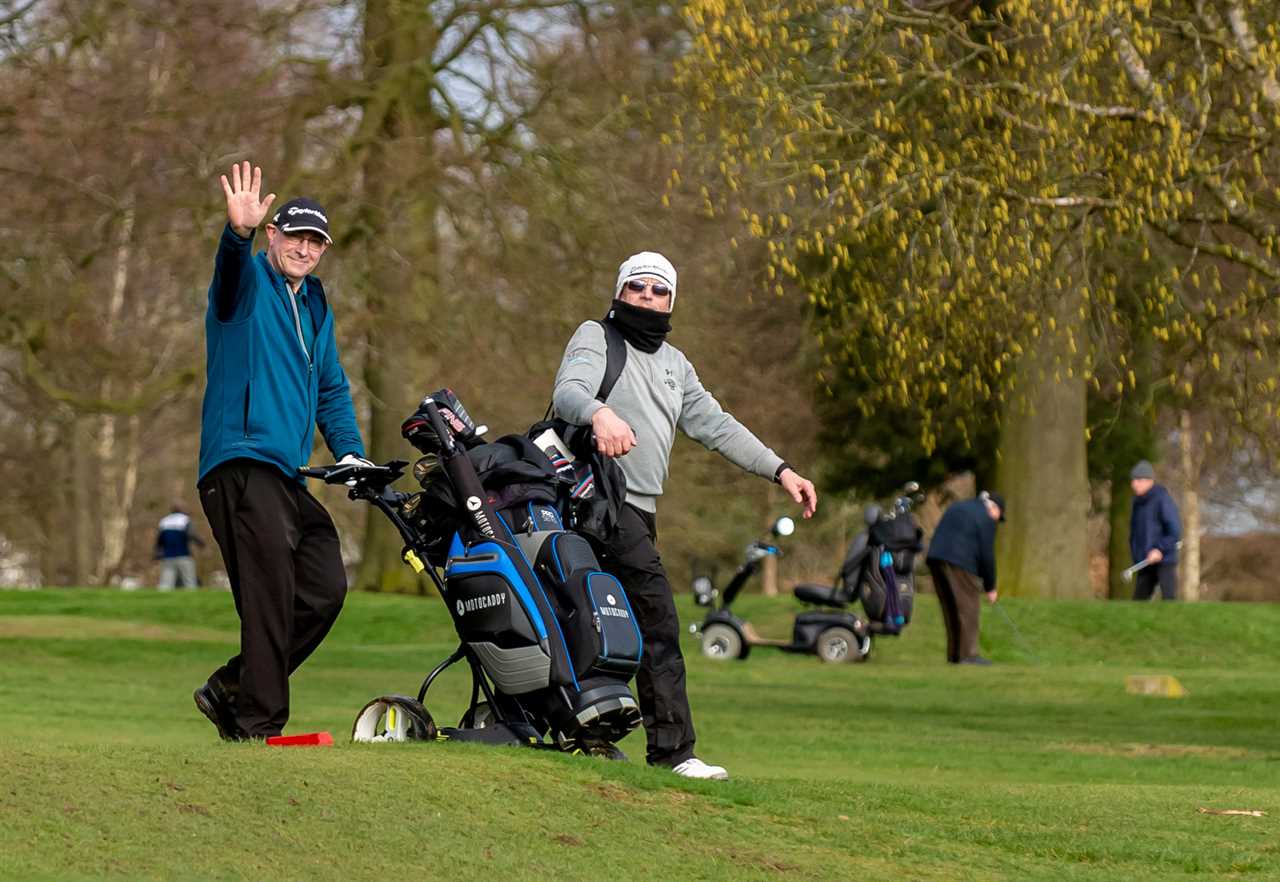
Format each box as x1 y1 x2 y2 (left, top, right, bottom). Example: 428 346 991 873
316 389 643 750
820 502 922 634
849 511 922 631
438 503 643 745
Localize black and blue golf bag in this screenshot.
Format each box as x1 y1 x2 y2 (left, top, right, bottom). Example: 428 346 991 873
439 501 643 746
328 389 643 753
844 506 923 633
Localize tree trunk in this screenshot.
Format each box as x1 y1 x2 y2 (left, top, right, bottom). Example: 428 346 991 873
1179 409 1201 601
94 200 139 585
1106 466 1133 599
353 0 441 593
761 553 778 597
70 415 94 586
761 483 780 596
996 296 1091 598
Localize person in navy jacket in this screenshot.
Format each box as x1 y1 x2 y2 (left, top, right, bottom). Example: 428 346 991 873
1128 460 1182 601
926 492 1004 665
154 504 204 589
194 161 370 740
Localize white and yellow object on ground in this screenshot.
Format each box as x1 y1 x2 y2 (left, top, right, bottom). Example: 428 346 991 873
1125 674 1188 698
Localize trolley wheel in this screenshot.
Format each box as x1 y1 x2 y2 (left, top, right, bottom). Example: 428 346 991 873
701 623 745 660
465 701 496 729
351 695 437 742
816 627 871 664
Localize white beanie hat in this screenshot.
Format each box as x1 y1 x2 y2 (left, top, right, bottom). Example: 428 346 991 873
615 251 678 306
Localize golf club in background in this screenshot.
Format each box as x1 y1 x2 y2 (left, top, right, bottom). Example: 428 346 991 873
991 600 1043 665
1121 540 1183 583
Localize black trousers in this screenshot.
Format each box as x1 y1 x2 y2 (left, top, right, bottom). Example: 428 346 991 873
594 504 696 767
198 459 347 737
1133 561 1178 601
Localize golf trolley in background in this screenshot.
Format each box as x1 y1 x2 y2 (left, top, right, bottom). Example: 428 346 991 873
690 481 924 665
690 517 874 664
302 389 642 755
789 481 925 639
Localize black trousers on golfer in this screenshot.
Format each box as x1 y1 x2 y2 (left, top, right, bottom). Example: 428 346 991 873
594 503 696 767
198 459 347 737
1132 561 1178 601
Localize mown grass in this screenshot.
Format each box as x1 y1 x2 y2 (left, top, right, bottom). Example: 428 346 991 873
1 587 1277 881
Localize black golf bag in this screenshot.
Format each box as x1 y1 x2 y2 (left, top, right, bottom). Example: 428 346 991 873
845 512 923 632
318 389 642 751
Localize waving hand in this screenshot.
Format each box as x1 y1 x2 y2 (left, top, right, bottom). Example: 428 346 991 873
220 161 276 237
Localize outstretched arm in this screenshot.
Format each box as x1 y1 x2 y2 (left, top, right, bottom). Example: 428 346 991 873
678 358 817 517
210 162 276 322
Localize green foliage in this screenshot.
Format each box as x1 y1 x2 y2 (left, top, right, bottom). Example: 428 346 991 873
674 0 1280 452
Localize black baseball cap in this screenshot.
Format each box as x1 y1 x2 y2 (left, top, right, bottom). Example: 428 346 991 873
981 491 1007 522
270 197 332 244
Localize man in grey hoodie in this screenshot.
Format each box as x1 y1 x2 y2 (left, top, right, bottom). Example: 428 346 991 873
553 252 818 779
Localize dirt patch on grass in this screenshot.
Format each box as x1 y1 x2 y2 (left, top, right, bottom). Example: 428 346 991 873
0 615 230 642
1050 741 1260 760
588 782 640 804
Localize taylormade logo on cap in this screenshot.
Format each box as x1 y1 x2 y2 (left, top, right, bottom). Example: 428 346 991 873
615 251 678 305
271 197 332 243
286 206 327 222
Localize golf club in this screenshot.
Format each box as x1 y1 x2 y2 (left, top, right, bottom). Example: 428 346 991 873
1121 540 1183 583
1121 558 1154 583
992 600 1042 665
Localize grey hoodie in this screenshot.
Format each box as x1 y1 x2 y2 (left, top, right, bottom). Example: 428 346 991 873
552 321 784 513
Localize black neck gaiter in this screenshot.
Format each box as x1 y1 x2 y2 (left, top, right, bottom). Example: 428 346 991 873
604 298 671 353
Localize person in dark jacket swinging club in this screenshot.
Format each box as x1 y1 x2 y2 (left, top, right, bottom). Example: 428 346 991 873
194 161 371 740
926 492 1005 665
553 252 819 780
1128 460 1182 601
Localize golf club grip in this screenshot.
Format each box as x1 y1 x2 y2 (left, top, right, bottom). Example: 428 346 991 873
421 400 457 456
419 401 500 541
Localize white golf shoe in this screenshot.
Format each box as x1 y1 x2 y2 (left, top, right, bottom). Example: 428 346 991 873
671 757 729 780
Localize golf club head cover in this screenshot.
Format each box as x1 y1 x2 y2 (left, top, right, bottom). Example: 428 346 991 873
402 388 482 453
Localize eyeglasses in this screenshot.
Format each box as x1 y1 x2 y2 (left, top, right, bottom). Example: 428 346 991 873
624 279 671 298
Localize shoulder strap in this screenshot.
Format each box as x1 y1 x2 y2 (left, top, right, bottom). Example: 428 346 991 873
595 319 627 403
544 319 628 421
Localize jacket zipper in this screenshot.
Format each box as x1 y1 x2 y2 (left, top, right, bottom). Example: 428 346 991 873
284 281 316 466
286 286 314 372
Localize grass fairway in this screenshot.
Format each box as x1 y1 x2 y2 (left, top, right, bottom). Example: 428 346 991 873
1 588 1277 881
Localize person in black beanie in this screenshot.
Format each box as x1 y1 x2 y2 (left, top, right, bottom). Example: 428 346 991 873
551 251 818 779
926 491 1004 665
1128 460 1182 601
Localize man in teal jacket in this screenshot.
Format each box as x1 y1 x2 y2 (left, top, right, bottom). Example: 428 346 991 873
194 161 369 740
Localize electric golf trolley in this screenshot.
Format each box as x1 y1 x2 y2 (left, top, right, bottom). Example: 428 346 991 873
691 482 924 664
301 389 642 755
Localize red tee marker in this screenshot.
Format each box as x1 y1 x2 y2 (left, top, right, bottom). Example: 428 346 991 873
266 731 334 747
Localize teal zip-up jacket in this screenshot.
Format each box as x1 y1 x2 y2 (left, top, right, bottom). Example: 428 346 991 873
198 224 365 483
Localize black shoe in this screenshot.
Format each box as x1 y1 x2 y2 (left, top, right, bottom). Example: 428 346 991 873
194 678 245 741
959 656 994 666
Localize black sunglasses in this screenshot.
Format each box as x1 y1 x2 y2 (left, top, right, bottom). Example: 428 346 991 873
624 279 671 298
